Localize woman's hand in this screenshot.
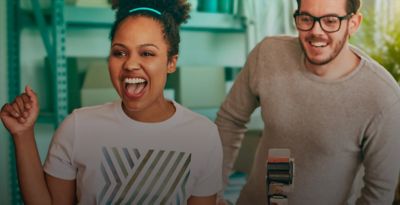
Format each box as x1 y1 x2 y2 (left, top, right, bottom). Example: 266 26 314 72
0 86 39 137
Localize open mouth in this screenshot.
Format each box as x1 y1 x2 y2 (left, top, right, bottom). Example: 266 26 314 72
124 77 148 97
309 41 328 48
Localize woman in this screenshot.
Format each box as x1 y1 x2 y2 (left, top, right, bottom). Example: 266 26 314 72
0 0 222 204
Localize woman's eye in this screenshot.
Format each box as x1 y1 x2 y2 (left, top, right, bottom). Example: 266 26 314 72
141 51 155 57
112 50 127 58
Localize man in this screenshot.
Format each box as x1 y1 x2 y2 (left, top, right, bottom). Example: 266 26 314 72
216 0 400 204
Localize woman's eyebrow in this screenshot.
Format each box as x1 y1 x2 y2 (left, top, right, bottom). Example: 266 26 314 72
139 43 160 50
111 43 127 48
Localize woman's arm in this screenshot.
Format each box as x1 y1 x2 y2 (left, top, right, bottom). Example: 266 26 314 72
46 175 76 205
1 86 76 205
13 129 76 205
188 194 217 205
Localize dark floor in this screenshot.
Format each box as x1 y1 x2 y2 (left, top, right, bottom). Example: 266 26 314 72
224 172 247 204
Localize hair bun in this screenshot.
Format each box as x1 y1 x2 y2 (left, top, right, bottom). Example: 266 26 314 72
111 0 119 9
159 0 191 25
113 0 191 25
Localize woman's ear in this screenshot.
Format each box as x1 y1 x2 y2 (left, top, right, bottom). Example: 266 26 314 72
349 12 363 36
167 55 178 74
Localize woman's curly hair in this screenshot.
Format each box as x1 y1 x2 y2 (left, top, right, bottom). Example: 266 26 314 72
109 0 191 60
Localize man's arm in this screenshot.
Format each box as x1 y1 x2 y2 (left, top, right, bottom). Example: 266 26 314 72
357 99 400 204
215 43 261 199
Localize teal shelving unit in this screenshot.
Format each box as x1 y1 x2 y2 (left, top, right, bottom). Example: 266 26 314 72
7 0 21 204
6 1 247 203
52 0 69 125
64 6 245 32
7 0 68 203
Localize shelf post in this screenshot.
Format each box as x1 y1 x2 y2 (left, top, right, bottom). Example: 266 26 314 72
7 0 23 203
30 0 55 63
52 0 69 127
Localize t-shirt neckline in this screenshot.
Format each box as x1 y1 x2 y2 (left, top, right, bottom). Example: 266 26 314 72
113 100 182 128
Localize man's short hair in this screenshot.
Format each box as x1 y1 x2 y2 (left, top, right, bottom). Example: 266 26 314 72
296 0 361 14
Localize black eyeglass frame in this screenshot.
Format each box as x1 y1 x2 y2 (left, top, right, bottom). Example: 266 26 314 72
293 11 354 33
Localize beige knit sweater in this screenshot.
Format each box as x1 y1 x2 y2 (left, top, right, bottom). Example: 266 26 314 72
216 36 400 205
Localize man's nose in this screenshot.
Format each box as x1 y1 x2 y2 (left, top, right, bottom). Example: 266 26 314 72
310 20 325 34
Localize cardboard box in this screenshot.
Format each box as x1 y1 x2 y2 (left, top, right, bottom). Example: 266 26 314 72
177 66 226 108
21 0 111 10
233 130 262 174
81 61 118 107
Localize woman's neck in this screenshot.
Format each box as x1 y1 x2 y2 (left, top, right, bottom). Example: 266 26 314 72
122 100 176 123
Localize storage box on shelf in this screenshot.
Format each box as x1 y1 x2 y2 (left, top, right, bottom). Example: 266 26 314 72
21 0 111 10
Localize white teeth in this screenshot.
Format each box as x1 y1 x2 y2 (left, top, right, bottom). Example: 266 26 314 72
124 78 146 84
310 41 327 47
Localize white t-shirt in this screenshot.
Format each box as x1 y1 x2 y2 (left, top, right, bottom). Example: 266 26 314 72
44 101 223 205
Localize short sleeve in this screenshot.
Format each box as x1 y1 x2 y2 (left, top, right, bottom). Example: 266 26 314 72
43 113 77 180
192 126 223 196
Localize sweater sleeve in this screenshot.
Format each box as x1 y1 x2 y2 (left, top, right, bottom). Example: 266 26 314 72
357 99 400 205
215 42 261 194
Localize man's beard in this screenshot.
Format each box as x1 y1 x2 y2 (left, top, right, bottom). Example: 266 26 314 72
300 30 349 66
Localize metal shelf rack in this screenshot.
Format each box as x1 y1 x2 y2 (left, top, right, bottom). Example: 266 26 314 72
7 0 21 204
7 0 68 203
64 6 245 32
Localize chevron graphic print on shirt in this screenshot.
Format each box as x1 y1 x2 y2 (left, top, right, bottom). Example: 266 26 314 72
98 147 191 205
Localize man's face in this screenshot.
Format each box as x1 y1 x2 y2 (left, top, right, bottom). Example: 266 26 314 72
297 0 351 66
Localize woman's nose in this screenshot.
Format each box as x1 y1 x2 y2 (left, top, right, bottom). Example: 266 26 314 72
124 58 141 71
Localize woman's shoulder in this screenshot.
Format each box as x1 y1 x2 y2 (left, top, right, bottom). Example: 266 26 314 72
72 101 116 115
173 101 217 129
64 101 119 124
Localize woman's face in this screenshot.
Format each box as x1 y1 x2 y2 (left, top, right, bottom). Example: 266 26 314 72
108 16 177 120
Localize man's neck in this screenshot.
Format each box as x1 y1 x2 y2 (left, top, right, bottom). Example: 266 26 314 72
305 46 361 80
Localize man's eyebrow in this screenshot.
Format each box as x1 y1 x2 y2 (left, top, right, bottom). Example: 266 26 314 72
298 11 344 17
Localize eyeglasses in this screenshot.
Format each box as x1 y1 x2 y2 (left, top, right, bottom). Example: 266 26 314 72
293 12 353 33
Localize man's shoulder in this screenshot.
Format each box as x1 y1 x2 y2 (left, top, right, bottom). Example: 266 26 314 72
352 49 400 107
254 35 301 56
259 35 299 47
354 49 400 97
249 35 302 65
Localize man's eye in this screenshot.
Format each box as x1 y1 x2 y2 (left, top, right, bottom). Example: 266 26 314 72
300 16 312 23
324 17 339 24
